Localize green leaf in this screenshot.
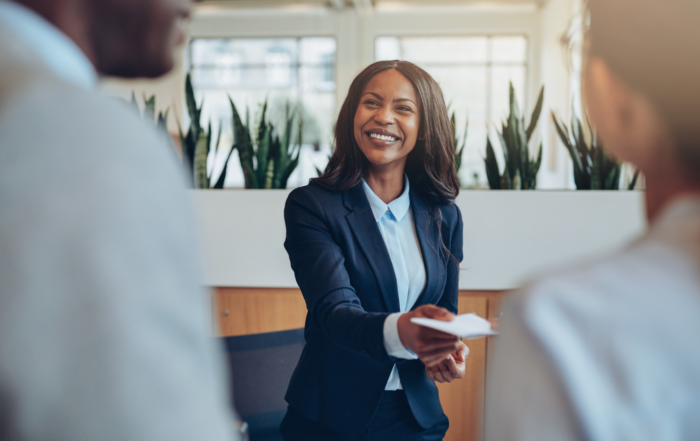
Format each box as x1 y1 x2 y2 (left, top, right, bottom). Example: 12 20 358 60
212 144 236 190
553 112 585 189
143 94 156 122
185 74 201 137
484 137 501 190
230 96 258 188
193 130 210 189
628 169 640 190
157 108 169 133
254 100 270 186
526 86 545 141
509 82 522 123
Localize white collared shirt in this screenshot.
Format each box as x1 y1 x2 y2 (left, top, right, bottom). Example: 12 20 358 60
486 197 700 441
0 0 97 89
362 177 426 391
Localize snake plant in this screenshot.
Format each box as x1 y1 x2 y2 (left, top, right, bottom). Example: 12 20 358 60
484 83 544 190
130 92 169 132
552 112 639 190
230 98 302 189
450 112 468 175
177 74 226 189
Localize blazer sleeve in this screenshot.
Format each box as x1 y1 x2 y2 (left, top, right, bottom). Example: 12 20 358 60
284 188 391 363
436 205 463 315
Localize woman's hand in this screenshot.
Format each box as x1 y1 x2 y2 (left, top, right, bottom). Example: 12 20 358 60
425 341 469 383
397 305 461 367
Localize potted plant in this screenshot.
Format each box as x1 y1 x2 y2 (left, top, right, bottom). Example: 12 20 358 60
552 111 639 190
229 99 302 189
484 83 545 190
178 74 231 189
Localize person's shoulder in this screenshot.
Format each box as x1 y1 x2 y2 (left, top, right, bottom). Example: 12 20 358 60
2 81 166 162
508 240 700 346
441 201 462 224
424 198 461 230
504 242 700 435
523 242 680 299
0 79 186 204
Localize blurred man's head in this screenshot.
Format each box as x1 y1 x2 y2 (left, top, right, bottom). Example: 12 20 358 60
16 0 192 78
585 0 700 180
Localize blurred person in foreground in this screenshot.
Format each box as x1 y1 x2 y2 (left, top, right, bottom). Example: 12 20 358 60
486 1 700 440
0 1 239 440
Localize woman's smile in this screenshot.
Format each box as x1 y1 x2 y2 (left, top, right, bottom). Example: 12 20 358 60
365 128 402 147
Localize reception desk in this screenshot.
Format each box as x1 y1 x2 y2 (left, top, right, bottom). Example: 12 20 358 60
194 190 646 441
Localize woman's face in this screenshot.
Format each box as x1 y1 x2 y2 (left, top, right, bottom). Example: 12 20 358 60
354 69 421 170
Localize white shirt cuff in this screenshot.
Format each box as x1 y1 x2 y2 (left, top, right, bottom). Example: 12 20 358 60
383 313 419 360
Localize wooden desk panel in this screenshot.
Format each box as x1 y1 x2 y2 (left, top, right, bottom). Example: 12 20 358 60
215 287 307 336
213 288 504 441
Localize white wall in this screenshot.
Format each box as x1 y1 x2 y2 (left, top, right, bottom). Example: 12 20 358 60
192 190 647 290
535 0 576 189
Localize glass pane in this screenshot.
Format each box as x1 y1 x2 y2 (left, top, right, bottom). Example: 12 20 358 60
399 37 488 64
299 66 336 93
300 38 336 65
375 37 401 61
491 36 527 63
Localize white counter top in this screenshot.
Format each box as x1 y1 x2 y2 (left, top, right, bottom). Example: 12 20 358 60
192 190 647 290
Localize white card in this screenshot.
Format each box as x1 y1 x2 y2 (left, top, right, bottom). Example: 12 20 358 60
410 313 498 339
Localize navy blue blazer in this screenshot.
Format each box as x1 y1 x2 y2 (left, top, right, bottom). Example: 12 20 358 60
283 181 463 435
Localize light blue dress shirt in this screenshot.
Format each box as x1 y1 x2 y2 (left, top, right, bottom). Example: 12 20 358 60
362 177 427 391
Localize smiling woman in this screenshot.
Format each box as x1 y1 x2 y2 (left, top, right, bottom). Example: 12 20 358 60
280 61 465 440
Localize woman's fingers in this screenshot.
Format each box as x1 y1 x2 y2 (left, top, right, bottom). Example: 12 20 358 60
426 366 436 381
415 342 460 361
427 362 446 383
421 351 456 367
444 354 460 377
424 343 468 383
433 363 447 383
420 328 459 341
415 304 455 322
453 341 469 363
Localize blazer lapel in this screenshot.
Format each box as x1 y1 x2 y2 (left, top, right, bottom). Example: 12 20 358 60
410 190 443 307
343 185 401 313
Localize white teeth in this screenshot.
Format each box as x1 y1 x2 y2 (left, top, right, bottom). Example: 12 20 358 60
369 133 398 142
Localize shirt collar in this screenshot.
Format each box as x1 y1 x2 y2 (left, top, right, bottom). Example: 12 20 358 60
649 196 700 251
362 176 411 223
0 1 97 89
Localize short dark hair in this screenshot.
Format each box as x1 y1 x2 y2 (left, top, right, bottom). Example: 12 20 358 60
312 60 460 206
589 0 700 174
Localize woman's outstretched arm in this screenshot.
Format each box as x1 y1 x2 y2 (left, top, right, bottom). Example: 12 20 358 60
284 187 391 363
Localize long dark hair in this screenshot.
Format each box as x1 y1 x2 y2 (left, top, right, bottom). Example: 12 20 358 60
312 60 460 206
